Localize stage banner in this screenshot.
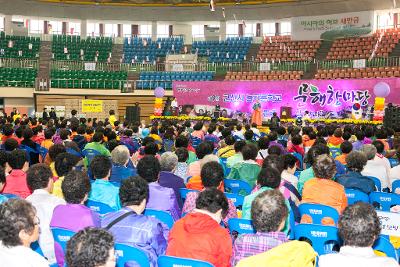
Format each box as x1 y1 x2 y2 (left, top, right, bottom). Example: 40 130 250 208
172 78 400 118
291 11 373 41
82 100 103 113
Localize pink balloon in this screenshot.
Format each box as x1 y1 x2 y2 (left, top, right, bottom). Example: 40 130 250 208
373 82 390 98
154 87 165 98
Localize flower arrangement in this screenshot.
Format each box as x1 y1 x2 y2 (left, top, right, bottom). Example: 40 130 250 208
150 115 230 122
280 118 382 125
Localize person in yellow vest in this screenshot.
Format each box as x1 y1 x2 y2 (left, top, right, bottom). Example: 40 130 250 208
108 110 117 128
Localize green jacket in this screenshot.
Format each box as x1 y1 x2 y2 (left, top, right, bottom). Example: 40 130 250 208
227 161 261 187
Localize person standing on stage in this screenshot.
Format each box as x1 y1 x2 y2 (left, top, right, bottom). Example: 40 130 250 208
251 100 262 126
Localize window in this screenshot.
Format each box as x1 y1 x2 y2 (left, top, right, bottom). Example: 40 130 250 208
157 24 169 38
104 23 118 37
192 24 204 38
263 22 275 36
29 19 44 34
139 24 152 37
48 21 62 35
87 22 100 36
244 23 256 37
280 21 291 36
123 24 131 37
227 23 238 37
68 22 81 35
12 17 24 23
0 17 4 32
377 14 394 30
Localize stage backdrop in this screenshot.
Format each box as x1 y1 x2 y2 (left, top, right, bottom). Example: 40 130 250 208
172 78 400 118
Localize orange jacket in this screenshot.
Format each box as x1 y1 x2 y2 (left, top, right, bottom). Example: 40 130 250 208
186 176 224 192
327 136 344 147
167 212 232 267
301 178 347 225
335 154 347 165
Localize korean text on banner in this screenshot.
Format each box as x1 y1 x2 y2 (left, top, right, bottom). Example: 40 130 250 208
377 211 400 237
82 100 103 113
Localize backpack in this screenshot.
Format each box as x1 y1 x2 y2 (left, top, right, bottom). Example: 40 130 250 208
236 240 317 267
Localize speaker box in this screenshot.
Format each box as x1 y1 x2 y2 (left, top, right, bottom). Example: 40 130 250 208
126 106 141 123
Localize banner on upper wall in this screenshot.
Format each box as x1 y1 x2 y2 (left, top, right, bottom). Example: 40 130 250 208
172 78 400 119
291 11 374 41
82 100 103 113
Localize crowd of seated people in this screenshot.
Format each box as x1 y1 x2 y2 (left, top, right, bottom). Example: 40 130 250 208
0 111 399 266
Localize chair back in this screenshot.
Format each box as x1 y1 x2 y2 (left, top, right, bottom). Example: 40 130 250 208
190 136 202 149
179 188 199 203
144 209 175 229
329 148 341 159
115 243 150 267
369 192 400 211
389 158 399 168
66 147 82 158
51 228 76 253
31 241 44 257
345 189 369 205
373 236 399 261
82 148 101 164
86 200 116 215
298 203 340 225
220 158 231 177
392 180 400 193
366 176 382 191
294 224 341 255
2 193 19 199
224 179 252 196
224 192 244 209
228 218 255 236
158 255 214 267
291 152 304 170
38 146 48 162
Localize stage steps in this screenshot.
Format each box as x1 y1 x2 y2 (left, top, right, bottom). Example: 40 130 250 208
111 43 124 64
390 42 400 57
38 41 52 79
247 43 261 62
302 62 317 80
315 40 333 60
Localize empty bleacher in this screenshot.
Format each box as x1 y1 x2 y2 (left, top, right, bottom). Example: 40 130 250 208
225 70 303 81
52 35 113 62
326 29 400 60
257 36 321 62
315 66 400 79
0 67 37 87
0 32 40 59
191 37 252 63
137 71 214 89
123 37 184 63
50 69 127 89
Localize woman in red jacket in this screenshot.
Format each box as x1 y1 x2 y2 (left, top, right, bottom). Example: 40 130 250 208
166 188 232 267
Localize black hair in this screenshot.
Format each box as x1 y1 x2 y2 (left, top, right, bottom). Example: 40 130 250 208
175 135 189 148
59 129 71 140
4 138 18 152
225 135 235 146
195 188 229 217
92 132 104 143
48 144 66 161
90 155 112 179
61 170 91 204
340 141 353 154
372 140 384 154
44 129 54 139
234 140 247 153
258 137 270 150
119 176 149 207
23 128 33 140
291 135 302 146
268 145 282 156
257 167 281 188
244 130 254 141
27 163 52 191
55 152 80 177
137 156 161 183
201 161 224 188
195 142 213 160
282 154 297 170
305 144 330 165
268 131 278 141
8 149 27 170
242 144 258 160
175 147 189 163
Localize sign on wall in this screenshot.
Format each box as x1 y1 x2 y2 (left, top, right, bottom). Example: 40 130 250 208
84 62 96 71
291 11 373 41
82 100 103 113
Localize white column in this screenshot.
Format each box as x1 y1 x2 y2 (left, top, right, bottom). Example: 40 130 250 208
151 21 157 41
219 20 226 41
4 15 12 35
81 19 87 38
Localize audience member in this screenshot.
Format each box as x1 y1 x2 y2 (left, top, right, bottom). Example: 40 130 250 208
110 145 136 183
174 147 189 181
2 149 31 198
227 140 246 168
361 144 390 191
52 152 81 198
335 141 352 165
227 144 261 186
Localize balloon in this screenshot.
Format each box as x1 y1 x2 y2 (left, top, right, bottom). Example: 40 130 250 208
154 87 165 98
373 82 391 98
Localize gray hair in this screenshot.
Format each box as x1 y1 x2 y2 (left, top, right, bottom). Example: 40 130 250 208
160 152 178 171
200 154 220 168
361 144 377 160
111 145 130 166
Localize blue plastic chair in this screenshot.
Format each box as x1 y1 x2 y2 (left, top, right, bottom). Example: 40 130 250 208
86 200 116 215
82 148 102 165
31 241 44 257
66 147 82 158
179 188 199 203
190 136 202 149
224 192 244 209
144 209 175 229
366 176 382 191
294 224 341 255
291 152 304 171
224 179 252 196
329 148 341 159
220 158 231 177
19 144 38 165
345 189 369 205
38 146 48 162
51 228 76 253
228 218 255 235
298 203 340 225
158 255 214 267
392 180 400 193
2 193 19 199
373 235 399 261
389 158 399 168
369 192 400 211
115 243 150 267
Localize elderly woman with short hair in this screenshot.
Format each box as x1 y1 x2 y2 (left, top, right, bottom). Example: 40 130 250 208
336 151 376 194
361 144 390 190
159 152 186 208
110 145 136 183
301 154 347 225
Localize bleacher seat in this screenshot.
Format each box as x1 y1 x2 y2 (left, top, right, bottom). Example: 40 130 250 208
0 32 40 59
137 71 214 90
315 66 400 80
191 37 252 63
0 67 37 87
123 36 184 63
257 35 321 62
50 69 127 89
225 70 303 81
52 35 112 62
